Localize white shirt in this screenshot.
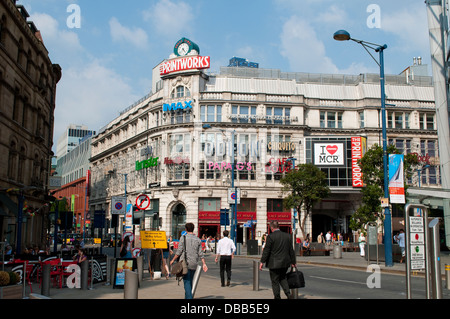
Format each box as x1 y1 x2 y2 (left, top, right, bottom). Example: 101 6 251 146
216 237 236 256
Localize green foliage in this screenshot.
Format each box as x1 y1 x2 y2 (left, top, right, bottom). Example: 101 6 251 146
350 143 419 232
280 163 330 238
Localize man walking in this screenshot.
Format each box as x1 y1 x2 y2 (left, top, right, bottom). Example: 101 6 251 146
259 221 296 299
170 223 208 299
215 230 236 287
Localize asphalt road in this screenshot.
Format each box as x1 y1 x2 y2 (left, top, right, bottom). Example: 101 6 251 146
202 254 450 299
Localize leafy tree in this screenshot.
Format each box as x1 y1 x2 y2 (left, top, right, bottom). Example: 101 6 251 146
280 163 330 239
349 144 418 232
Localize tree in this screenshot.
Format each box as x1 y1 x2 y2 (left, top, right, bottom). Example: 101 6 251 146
349 144 418 232
280 163 330 239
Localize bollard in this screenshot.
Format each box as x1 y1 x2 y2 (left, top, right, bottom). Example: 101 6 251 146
290 288 298 299
136 256 143 285
80 259 89 290
191 264 202 298
41 263 51 296
124 270 139 299
333 243 342 259
253 260 259 291
446 264 450 290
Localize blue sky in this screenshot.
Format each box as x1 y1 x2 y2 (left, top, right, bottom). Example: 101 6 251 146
21 0 432 151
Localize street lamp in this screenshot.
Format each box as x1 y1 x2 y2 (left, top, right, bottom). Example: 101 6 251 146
333 30 393 267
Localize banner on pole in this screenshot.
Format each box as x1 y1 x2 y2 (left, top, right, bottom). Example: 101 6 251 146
388 154 405 204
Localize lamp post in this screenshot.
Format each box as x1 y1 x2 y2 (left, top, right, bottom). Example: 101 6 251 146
333 30 393 267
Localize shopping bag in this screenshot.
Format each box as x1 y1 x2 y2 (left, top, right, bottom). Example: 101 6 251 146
286 266 305 288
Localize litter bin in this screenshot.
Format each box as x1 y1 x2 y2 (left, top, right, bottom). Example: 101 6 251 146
333 243 342 259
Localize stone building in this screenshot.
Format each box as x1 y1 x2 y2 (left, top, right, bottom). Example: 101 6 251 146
0 0 61 251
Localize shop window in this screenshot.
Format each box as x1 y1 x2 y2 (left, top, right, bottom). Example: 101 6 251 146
199 198 221 211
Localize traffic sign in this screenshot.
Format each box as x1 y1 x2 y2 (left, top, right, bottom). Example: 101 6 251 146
140 231 168 249
227 188 241 204
135 194 151 210
111 196 127 214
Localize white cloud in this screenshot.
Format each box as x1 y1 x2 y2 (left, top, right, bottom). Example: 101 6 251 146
29 12 82 53
316 5 347 25
381 5 429 53
109 17 149 49
54 60 141 140
143 0 194 39
280 16 339 73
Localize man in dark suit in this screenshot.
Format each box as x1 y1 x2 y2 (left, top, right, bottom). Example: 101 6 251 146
259 221 296 299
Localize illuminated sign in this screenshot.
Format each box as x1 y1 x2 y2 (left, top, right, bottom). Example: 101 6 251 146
163 100 193 112
267 142 296 152
160 56 211 75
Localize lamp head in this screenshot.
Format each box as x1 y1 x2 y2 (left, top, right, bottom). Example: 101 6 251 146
333 30 351 41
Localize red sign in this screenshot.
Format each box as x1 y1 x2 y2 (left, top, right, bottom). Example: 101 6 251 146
160 56 210 75
135 194 151 210
351 137 364 188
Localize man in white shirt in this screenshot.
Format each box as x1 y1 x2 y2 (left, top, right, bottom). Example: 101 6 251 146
215 230 236 287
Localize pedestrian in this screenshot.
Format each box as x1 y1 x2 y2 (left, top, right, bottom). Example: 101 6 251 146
215 230 236 287
325 231 332 245
170 222 208 299
120 235 132 258
259 221 296 299
358 232 366 257
317 232 324 244
302 238 311 256
394 229 405 263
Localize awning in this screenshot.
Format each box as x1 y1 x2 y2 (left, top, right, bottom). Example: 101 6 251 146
0 193 18 216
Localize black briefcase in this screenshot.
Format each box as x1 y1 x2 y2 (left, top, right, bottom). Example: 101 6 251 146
287 267 305 288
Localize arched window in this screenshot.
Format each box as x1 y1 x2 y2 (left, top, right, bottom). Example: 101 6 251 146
170 85 190 99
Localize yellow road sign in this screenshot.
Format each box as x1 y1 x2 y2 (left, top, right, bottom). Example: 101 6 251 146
140 231 168 249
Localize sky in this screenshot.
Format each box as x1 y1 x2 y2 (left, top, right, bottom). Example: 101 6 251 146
20 0 433 153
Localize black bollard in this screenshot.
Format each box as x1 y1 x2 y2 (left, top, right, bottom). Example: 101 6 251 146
41 264 51 296
80 259 89 290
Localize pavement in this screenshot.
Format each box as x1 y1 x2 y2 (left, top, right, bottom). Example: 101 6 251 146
25 248 450 300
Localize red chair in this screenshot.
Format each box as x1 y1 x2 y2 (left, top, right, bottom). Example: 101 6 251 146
24 261 35 293
38 258 62 288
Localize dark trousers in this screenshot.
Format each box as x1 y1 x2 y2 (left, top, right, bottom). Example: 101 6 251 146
269 267 290 299
219 255 232 285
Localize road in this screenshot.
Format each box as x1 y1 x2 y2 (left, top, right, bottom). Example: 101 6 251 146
202 254 450 299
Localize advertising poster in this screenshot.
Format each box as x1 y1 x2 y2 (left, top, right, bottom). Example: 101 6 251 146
388 154 405 204
114 258 137 288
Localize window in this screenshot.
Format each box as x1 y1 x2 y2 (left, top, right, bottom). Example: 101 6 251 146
200 105 222 122
320 111 342 128
169 133 190 155
358 111 364 128
387 111 410 129
171 85 191 98
266 107 290 125
419 113 435 130
231 105 256 123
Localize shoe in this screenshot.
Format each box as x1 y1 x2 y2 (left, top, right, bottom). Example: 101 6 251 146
226 281 230 286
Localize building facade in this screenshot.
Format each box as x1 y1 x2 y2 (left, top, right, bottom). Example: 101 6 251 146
0 0 61 250
89 39 439 245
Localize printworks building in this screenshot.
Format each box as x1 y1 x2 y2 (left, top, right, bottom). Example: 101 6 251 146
89 39 440 244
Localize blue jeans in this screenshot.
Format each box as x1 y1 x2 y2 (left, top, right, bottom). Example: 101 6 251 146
183 269 196 299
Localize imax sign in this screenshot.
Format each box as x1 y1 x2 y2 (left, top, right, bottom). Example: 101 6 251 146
163 100 193 112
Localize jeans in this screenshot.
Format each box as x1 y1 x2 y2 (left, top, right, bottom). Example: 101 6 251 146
183 269 196 299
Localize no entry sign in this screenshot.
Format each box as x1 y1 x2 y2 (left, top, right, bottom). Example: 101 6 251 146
135 194 151 210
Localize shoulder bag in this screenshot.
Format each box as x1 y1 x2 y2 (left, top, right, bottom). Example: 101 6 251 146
171 235 188 278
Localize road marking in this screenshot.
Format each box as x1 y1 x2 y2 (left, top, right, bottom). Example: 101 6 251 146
309 275 366 285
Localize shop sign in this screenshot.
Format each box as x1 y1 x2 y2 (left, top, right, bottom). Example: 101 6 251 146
160 55 210 75
351 137 365 188
164 156 190 165
265 158 295 173
163 100 193 112
167 181 189 186
208 161 253 171
313 142 345 166
135 157 159 171
267 142 296 152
